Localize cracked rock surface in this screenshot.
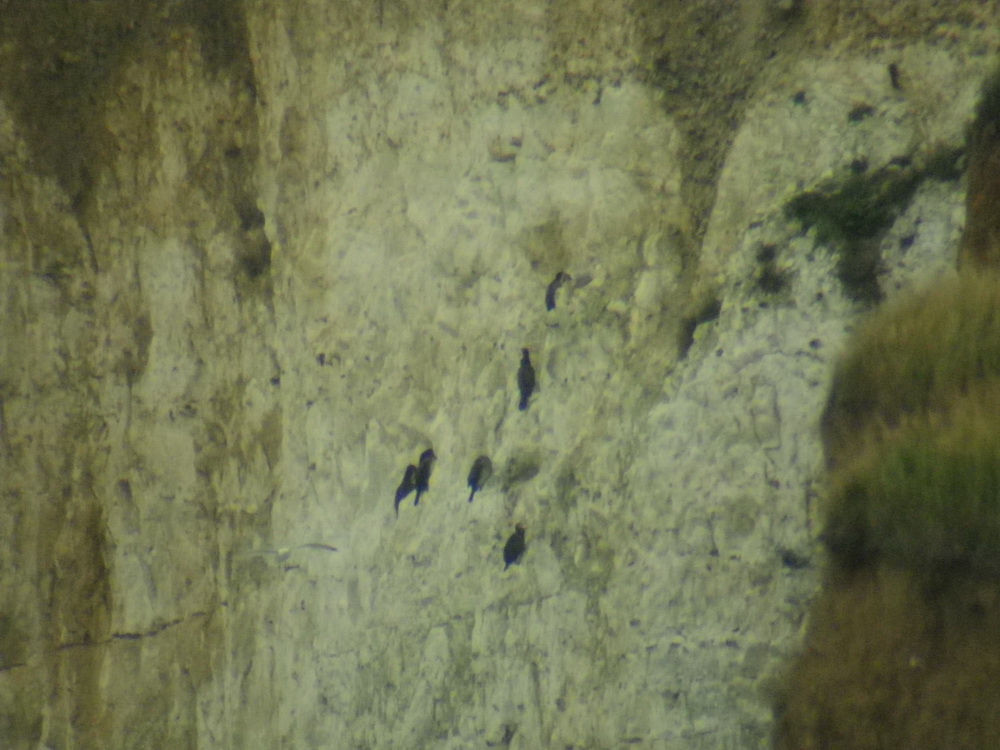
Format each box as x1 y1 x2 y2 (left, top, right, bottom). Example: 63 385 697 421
0 1 992 748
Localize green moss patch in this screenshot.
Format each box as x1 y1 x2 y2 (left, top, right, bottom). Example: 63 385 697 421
785 149 962 302
786 170 917 246
785 168 917 301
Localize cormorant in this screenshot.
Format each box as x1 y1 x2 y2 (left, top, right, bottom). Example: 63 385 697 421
414 448 436 505
503 524 527 569
394 464 417 517
517 349 535 411
545 271 572 311
467 455 493 502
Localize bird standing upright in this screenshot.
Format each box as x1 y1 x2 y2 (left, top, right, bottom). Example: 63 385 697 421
517 348 536 411
467 455 493 502
394 464 417 517
503 524 527 569
413 448 436 505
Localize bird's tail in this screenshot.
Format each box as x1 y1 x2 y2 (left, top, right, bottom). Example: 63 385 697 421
468 488 476 502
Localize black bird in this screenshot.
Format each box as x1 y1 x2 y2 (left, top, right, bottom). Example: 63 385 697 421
545 271 572 311
394 464 417 517
517 348 535 411
503 524 527 569
467 455 493 502
413 448 436 505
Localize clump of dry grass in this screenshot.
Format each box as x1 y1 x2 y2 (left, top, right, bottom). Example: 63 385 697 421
824 381 1000 574
960 68 1000 269
774 566 1000 750
778 66 1000 750
821 270 1000 468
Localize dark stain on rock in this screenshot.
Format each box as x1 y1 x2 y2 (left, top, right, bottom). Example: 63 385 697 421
0 3 152 216
784 164 937 303
847 104 875 122
678 297 721 358
755 244 791 295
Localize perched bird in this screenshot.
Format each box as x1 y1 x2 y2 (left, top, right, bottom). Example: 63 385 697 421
517 348 536 411
413 448 436 505
503 524 527 569
545 271 572 311
467 455 493 502
394 464 417 517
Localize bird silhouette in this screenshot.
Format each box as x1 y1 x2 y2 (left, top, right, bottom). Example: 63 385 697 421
503 524 527 569
394 464 417 517
414 448 436 505
467 455 493 502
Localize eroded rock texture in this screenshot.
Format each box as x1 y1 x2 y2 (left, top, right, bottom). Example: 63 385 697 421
0 1 995 747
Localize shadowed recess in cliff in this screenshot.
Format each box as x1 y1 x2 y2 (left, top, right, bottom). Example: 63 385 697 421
0 0 257 241
0 0 153 217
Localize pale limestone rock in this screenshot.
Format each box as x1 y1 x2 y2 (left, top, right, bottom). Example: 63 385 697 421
0 2 993 749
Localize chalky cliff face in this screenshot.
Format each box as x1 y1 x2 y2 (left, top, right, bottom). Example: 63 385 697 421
0 1 994 748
